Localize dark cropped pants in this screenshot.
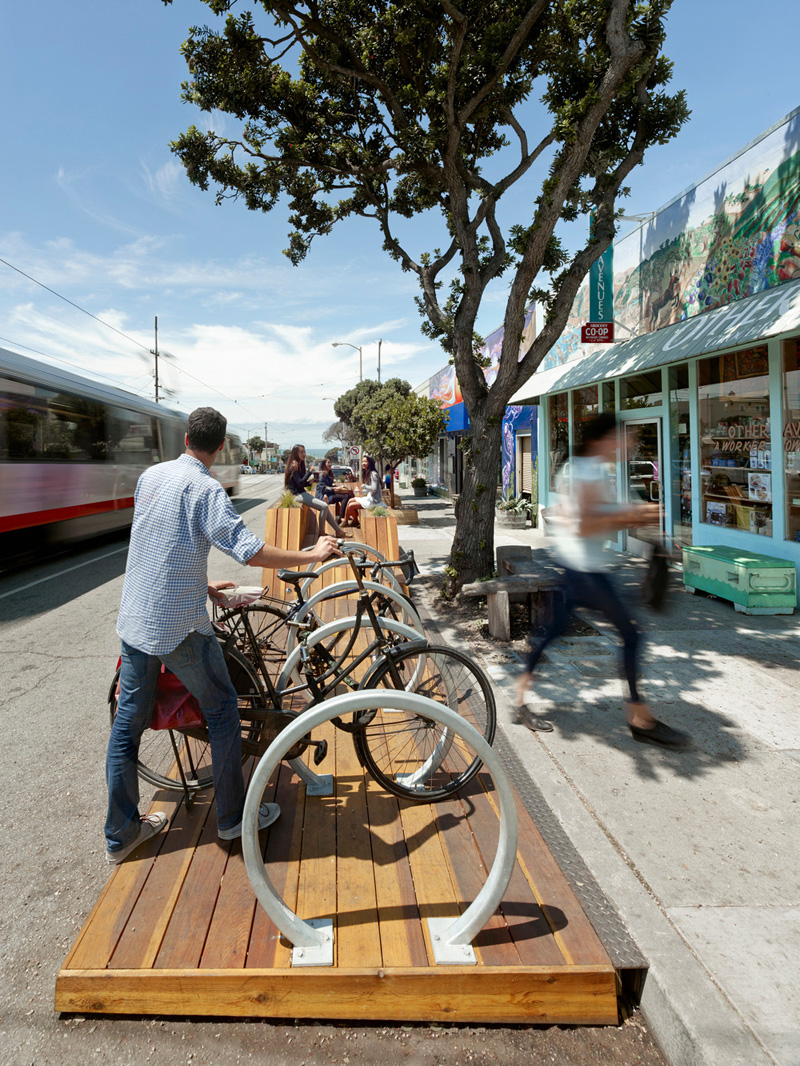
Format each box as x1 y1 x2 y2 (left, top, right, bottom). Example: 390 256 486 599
525 567 641 702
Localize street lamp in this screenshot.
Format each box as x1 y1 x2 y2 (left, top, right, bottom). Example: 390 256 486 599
332 341 363 381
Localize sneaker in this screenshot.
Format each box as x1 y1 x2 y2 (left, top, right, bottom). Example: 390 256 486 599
218 801 281 840
105 812 168 865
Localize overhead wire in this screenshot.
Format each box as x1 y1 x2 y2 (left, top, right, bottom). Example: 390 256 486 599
0 255 268 421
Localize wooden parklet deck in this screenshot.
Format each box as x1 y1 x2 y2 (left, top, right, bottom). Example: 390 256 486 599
56 515 619 1023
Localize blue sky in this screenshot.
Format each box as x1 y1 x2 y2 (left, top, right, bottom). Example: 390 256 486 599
1 0 795 450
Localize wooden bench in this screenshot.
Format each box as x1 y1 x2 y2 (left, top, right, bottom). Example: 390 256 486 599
463 550 563 640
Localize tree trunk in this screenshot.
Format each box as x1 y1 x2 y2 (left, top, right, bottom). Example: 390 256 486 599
443 408 501 596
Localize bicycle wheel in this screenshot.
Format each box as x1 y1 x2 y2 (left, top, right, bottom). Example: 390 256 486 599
283 580 423 658
215 600 292 671
108 646 267 793
354 644 496 802
275 614 423 698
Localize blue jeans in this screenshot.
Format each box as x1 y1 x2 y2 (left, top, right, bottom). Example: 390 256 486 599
525 568 642 702
105 632 244 852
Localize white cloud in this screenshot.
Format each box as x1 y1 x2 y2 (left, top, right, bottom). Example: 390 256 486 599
140 159 184 202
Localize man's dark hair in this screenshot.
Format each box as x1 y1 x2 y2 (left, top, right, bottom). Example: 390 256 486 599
187 407 227 453
574 412 617 457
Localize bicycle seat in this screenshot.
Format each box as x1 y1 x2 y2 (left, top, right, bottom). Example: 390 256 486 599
277 569 320 585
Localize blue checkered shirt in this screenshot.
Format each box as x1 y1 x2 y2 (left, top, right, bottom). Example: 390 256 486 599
117 454 264 655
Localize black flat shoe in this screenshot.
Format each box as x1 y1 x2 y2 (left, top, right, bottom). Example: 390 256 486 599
514 706 554 732
629 720 690 749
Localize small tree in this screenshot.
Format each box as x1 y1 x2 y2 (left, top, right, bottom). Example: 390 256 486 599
360 392 448 508
325 446 340 461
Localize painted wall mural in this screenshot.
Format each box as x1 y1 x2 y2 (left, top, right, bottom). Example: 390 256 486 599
542 108 800 372
501 405 537 494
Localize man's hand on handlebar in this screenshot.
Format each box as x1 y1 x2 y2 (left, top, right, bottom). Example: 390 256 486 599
308 535 343 562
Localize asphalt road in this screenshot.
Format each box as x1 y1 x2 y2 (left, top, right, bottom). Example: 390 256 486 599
0 474 666 1066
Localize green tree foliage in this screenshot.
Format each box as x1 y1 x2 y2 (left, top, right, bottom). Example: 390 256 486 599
165 0 688 590
334 377 410 443
325 446 340 460
362 392 448 506
246 434 265 453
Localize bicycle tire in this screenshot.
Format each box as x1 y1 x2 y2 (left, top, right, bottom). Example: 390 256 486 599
216 600 292 670
275 614 423 698
108 645 267 793
283 580 423 658
300 548 403 600
353 644 496 802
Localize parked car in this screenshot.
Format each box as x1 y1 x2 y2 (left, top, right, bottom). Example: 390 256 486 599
331 465 356 481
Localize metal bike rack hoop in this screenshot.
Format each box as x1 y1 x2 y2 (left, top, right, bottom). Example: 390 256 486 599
242 689 518 967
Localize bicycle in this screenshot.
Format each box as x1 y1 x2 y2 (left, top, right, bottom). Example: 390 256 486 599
108 550 496 804
214 542 421 672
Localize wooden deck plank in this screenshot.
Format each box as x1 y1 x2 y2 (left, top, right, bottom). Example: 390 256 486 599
65 791 182 971
109 788 213 969
56 966 619 1024
199 766 279 970
334 716 382 969
154 792 231 969
449 773 566 966
396 798 461 962
431 787 521 968
363 776 428 969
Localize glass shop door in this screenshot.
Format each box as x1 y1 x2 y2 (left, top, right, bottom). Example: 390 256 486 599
622 418 664 555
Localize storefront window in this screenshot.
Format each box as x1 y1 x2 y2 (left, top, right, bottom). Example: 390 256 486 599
620 371 662 409
601 381 616 413
781 336 800 542
571 385 598 455
548 392 568 489
668 365 692 546
698 346 772 536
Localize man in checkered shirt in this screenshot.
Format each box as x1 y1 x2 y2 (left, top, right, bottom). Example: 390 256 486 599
105 407 340 864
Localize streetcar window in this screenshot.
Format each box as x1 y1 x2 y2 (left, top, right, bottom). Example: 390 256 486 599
108 408 157 463
0 380 109 461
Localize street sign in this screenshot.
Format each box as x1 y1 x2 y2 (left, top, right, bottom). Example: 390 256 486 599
349 446 360 456
581 322 615 343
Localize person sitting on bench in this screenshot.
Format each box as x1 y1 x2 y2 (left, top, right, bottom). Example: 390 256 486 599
343 455 382 528
285 444 350 538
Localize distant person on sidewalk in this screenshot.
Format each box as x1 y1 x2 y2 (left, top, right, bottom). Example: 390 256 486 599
285 444 349 537
515 412 689 749
343 455 382 527
315 458 349 520
105 408 342 865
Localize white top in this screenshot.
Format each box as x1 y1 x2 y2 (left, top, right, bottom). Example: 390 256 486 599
360 470 382 507
549 455 615 573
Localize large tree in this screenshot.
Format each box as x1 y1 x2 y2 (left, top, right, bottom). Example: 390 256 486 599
167 0 688 591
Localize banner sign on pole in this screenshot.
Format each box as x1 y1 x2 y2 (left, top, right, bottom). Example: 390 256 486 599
588 210 614 324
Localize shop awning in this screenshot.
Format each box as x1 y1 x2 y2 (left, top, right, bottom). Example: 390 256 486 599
510 278 800 404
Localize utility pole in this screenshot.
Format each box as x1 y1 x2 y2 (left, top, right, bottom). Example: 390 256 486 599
377 338 382 383
153 316 159 403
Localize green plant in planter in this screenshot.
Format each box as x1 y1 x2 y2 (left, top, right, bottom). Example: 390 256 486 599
278 490 302 508
496 492 529 515
371 505 390 516
411 476 427 489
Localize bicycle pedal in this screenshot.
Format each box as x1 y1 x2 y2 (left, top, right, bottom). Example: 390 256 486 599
313 740 328 766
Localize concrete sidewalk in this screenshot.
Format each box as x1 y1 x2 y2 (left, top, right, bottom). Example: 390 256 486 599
394 490 800 1066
